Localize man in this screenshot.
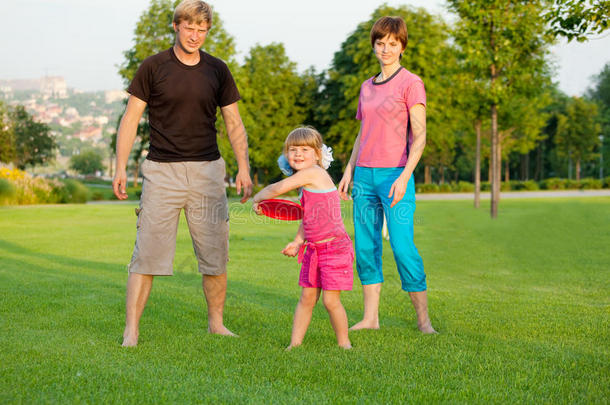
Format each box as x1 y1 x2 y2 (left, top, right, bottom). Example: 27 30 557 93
113 0 252 347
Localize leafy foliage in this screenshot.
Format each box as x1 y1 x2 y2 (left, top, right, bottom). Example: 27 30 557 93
9 106 56 169
69 150 105 175
544 0 610 42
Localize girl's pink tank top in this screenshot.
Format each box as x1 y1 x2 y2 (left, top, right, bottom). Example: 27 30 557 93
300 188 347 243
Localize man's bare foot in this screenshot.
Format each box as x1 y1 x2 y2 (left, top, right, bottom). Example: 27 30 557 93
418 322 438 334
349 319 380 331
122 334 138 347
208 325 238 337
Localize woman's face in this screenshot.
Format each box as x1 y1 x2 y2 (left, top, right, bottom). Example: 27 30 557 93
373 34 404 67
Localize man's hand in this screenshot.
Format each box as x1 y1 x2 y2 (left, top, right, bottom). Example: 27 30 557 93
112 169 129 200
281 240 302 257
235 169 253 203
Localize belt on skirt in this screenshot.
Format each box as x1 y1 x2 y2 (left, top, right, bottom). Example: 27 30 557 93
297 233 350 285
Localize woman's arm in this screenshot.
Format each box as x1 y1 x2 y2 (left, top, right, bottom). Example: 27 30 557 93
338 124 363 200
388 103 426 207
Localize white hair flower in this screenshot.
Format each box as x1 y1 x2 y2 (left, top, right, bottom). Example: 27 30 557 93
320 144 334 170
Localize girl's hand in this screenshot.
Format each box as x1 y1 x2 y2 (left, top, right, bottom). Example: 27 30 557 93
282 241 302 257
388 173 410 208
252 202 262 215
338 171 352 201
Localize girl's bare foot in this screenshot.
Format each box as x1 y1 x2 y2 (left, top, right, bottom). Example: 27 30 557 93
285 343 301 351
339 343 353 349
349 319 379 331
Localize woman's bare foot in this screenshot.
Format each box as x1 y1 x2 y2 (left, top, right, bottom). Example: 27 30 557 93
121 333 138 347
285 343 301 351
418 321 438 334
339 343 353 349
208 325 238 337
349 319 380 331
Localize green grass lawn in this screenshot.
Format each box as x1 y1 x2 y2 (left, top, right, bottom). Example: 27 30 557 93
1 198 608 403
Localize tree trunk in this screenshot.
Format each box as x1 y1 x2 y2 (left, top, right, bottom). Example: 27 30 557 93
505 159 509 182
491 103 499 219
440 166 445 184
108 155 113 178
253 171 259 187
424 165 431 184
576 158 581 181
132 160 139 188
535 144 542 181
474 119 481 209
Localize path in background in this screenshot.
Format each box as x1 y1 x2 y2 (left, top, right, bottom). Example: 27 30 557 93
417 189 610 200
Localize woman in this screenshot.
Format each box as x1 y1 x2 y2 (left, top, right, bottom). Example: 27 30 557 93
338 16 436 334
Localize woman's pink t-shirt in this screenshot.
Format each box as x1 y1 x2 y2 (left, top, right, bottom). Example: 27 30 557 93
355 67 426 168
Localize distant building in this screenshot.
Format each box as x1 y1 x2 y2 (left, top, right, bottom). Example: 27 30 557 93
74 126 103 142
40 76 67 99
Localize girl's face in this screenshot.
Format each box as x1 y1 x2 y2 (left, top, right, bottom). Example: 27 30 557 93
373 34 404 67
286 144 319 171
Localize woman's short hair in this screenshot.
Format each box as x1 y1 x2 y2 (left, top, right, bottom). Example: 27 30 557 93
173 0 213 26
370 16 408 49
284 126 323 161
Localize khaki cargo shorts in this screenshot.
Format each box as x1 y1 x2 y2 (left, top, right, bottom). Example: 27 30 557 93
128 158 229 276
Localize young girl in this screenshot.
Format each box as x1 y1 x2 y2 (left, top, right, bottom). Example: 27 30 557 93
253 127 354 350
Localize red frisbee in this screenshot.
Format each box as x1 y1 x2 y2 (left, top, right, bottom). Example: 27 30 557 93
258 199 303 221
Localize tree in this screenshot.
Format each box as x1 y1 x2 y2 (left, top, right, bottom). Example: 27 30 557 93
555 97 601 180
0 101 15 164
117 0 237 186
235 43 306 185
10 106 56 169
545 0 610 42
317 4 459 183
70 150 105 176
587 62 610 177
448 0 552 218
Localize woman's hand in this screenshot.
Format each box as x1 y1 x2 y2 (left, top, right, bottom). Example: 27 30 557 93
388 173 410 208
281 240 303 257
338 170 352 201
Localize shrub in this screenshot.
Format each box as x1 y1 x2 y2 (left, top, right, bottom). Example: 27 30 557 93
500 181 511 191
61 179 90 203
564 179 579 190
439 183 452 193
541 177 565 190
512 180 540 191
604 177 610 189
416 183 439 193
578 178 602 190
453 181 474 192
481 181 491 191
0 178 16 204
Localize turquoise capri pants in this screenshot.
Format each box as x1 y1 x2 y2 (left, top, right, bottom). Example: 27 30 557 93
352 166 426 292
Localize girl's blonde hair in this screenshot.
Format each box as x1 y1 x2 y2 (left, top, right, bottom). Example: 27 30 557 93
283 126 323 161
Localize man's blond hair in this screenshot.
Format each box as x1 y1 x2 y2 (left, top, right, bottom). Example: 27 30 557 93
173 0 213 26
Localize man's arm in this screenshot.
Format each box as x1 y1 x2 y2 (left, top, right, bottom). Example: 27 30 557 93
220 102 253 203
112 95 147 200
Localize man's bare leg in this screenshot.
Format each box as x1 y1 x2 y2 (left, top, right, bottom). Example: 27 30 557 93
202 273 236 336
349 283 381 330
122 273 154 347
409 290 437 334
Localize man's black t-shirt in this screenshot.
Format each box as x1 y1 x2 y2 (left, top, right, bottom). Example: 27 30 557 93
128 48 240 162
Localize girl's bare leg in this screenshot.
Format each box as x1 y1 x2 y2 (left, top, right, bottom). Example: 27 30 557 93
323 290 351 349
287 287 320 349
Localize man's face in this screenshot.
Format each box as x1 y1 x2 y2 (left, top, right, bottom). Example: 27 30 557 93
173 20 209 54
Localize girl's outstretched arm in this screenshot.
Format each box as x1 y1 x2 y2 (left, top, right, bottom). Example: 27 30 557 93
252 167 317 203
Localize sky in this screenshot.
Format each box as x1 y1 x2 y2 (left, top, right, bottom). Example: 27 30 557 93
1 0 609 95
